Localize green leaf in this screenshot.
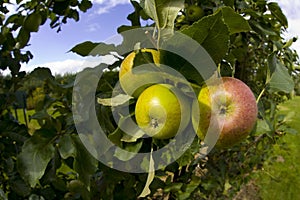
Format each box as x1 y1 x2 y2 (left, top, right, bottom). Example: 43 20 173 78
138 150 155 198
58 134 76 159
70 41 118 57
72 135 98 187
181 10 230 64
16 28 30 49
17 135 55 187
268 2 288 28
255 119 272 136
118 115 145 143
140 0 184 39
97 94 134 107
79 0 93 12
249 20 278 36
221 7 251 34
114 140 143 161
268 54 294 93
177 176 201 200
9 178 31 197
222 0 234 7
127 0 142 26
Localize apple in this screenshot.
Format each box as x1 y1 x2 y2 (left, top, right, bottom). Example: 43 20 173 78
135 84 190 139
186 5 204 22
119 49 164 97
193 77 258 148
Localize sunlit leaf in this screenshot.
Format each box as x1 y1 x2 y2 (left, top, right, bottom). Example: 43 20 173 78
97 94 133 107
221 7 251 34
140 0 184 39
268 54 294 93
181 10 230 64
138 150 155 198
255 119 272 136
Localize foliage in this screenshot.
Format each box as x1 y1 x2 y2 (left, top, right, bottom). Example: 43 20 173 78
0 0 299 199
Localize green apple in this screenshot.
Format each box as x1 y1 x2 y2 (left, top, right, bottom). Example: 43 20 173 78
135 84 190 139
186 5 204 22
193 77 258 148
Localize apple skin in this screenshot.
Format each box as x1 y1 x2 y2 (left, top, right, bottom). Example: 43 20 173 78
135 84 190 140
186 5 204 22
193 77 258 148
119 49 164 98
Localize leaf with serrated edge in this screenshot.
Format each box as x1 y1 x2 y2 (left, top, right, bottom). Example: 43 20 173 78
221 6 251 34
182 10 230 64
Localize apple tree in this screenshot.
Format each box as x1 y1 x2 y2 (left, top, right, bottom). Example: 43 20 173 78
0 0 299 199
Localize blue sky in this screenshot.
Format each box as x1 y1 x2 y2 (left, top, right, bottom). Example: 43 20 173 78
3 0 300 75
19 1 136 74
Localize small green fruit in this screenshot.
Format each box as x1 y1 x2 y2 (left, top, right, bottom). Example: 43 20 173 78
186 5 204 22
135 84 190 139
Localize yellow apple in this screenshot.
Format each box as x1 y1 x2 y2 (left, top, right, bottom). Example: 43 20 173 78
119 49 164 98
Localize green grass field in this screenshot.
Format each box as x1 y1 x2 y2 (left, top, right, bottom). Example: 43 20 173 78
254 96 300 199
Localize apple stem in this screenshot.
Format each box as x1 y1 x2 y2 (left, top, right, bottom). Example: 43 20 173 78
256 87 266 104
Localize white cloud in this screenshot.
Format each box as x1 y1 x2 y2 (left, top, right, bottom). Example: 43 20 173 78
19 55 119 75
273 1 300 55
86 23 102 32
91 0 130 15
20 59 95 75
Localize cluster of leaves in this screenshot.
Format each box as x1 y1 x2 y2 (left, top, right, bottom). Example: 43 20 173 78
0 0 299 199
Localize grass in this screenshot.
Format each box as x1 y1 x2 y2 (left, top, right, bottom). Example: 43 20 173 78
253 96 300 200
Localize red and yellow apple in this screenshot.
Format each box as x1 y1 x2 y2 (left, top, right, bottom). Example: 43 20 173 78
193 77 258 148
